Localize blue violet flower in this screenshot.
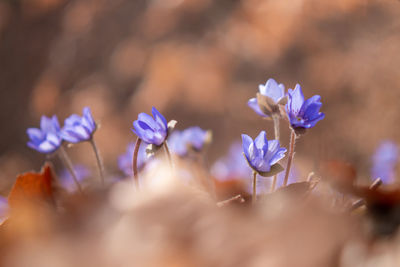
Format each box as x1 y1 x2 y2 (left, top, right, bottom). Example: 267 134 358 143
61 107 97 143
285 84 325 131
132 107 168 146
169 127 211 157
27 115 62 154
371 141 399 184
248 78 286 117
242 131 286 176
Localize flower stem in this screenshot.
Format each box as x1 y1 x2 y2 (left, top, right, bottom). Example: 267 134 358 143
132 137 142 188
89 138 105 186
252 171 257 205
58 146 83 194
271 115 280 192
163 141 173 171
283 130 296 187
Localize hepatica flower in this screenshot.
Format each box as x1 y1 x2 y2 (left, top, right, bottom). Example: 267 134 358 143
285 84 325 130
27 115 62 153
242 131 286 176
371 141 399 184
132 107 168 146
211 142 250 181
169 127 211 157
61 107 97 143
60 165 91 192
248 78 286 117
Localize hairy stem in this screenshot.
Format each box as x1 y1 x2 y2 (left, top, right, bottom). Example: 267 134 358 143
271 115 280 192
132 137 142 188
283 130 296 187
89 138 105 185
58 146 83 194
252 171 257 205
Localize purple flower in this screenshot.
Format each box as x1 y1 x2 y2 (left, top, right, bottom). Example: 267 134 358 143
27 115 62 153
132 107 168 146
211 142 251 181
248 78 285 117
118 142 151 176
242 131 286 174
61 107 96 143
285 84 324 129
371 141 399 184
59 165 91 192
169 127 210 157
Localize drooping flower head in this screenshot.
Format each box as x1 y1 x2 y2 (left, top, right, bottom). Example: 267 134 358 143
211 142 251 181
371 141 399 184
242 131 287 174
285 84 324 130
248 78 286 117
169 126 211 157
59 164 91 192
61 107 97 143
118 142 151 176
132 107 168 146
27 115 62 154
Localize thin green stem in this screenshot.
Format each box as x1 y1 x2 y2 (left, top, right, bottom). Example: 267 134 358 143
283 130 296 187
271 115 280 192
58 146 83 194
132 137 142 188
89 138 105 185
252 171 257 205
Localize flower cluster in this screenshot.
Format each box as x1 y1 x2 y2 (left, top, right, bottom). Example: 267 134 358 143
26 107 97 154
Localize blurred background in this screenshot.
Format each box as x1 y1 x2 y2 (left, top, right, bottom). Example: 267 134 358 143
1 0 400 191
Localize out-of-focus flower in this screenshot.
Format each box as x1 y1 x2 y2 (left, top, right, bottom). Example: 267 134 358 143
27 115 62 153
61 107 97 143
248 78 286 117
169 126 211 157
242 131 286 174
285 84 325 129
118 142 151 176
132 107 168 146
211 142 250 181
371 141 399 184
0 196 8 223
59 165 91 192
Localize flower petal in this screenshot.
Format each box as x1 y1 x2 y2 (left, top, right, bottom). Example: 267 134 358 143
152 107 167 132
254 131 268 155
260 78 285 103
247 98 267 117
288 84 304 114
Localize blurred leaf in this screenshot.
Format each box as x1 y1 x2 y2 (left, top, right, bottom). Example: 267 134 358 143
321 160 357 192
8 163 55 209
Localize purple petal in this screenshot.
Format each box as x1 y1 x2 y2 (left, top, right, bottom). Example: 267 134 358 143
247 98 267 117
254 131 268 154
288 84 304 114
259 78 285 103
27 128 43 142
151 107 168 132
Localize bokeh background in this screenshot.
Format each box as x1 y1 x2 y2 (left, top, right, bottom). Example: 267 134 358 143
1 0 400 190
